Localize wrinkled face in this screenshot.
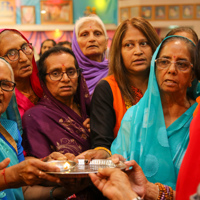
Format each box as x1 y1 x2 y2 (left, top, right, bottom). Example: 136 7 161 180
41 40 55 55
45 53 78 103
0 31 33 82
77 21 108 62
156 40 194 95
121 25 153 77
0 62 13 115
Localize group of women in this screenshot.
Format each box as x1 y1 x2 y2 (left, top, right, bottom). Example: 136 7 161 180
0 13 200 200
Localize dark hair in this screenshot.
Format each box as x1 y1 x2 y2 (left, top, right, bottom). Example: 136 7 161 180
108 17 160 103
195 40 200 80
38 46 79 84
57 41 72 48
39 39 56 56
166 27 199 45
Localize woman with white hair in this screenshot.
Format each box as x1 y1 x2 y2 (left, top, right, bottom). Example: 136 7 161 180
0 58 72 200
72 14 108 95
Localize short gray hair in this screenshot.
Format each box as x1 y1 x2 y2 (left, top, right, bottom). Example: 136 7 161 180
75 14 108 39
0 58 14 82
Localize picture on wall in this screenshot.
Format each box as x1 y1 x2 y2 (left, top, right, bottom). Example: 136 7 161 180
0 0 16 24
141 6 152 20
155 6 166 20
182 5 194 19
196 5 200 19
130 7 139 18
168 5 180 20
21 6 35 24
120 7 129 23
41 0 73 24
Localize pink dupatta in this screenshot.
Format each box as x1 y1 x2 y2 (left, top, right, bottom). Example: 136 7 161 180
0 29 43 118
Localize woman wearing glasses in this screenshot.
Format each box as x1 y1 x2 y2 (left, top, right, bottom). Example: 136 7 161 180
0 29 43 118
22 46 91 159
21 46 101 199
0 57 76 200
108 35 199 199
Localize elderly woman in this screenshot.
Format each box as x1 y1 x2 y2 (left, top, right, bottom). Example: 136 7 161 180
22 46 90 158
72 14 108 95
22 45 105 200
77 17 160 160
0 29 43 118
109 35 198 199
0 57 73 200
166 26 200 101
89 35 198 200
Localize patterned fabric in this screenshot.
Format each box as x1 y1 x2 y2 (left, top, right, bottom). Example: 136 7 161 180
0 119 24 200
72 29 108 95
111 36 198 190
124 86 143 110
22 74 91 158
104 75 143 138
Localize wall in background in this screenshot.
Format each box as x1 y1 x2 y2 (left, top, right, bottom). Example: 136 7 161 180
119 0 200 38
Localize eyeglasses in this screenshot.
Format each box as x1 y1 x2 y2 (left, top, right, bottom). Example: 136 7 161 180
3 43 33 61
155 58 193 72
46 68 81 81
0 80 16 92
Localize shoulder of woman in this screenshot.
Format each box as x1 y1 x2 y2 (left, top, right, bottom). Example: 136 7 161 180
22 104 47 121
92 80 113 99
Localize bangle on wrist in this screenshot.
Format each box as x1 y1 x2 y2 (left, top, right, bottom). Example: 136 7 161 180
50 186 59 200
94 147 112 156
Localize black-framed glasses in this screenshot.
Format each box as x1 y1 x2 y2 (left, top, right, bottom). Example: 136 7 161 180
3 43 33 61
0 80 16 92
155 58 193 72
45 68 81 81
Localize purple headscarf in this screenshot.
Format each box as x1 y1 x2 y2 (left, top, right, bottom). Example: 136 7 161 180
22 73 91 158
72 29 109 95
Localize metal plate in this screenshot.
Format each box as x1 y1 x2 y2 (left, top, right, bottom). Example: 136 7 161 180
46 159 127 178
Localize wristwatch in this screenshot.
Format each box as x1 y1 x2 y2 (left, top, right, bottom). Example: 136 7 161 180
132 197 143 200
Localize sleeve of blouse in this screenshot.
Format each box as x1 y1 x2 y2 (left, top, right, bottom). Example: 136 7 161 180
90 80 116 149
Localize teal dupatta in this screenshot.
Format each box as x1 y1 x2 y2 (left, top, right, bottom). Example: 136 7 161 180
0 119 24 200
111 36 198 190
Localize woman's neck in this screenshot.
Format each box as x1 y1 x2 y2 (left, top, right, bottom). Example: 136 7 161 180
161 92 195 128
15 78 33 94
87 54 103 62
128 73 149 95
60 97 81 117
